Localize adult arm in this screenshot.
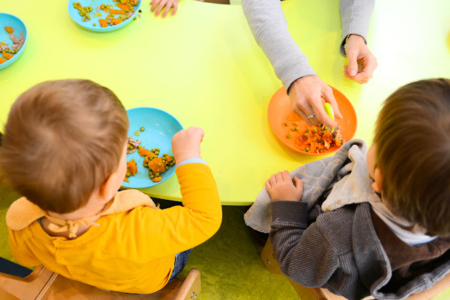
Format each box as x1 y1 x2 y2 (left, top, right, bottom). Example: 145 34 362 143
241 0 316 91
340 0 377 83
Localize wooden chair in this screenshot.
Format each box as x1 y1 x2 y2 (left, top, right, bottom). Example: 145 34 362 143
0 258 201 300
261 239 450 300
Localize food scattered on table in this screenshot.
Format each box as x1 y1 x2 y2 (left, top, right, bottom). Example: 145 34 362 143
0 26 25 64
124 159 138 182
127 137 141 154
284 112 345 153
73 0 139 27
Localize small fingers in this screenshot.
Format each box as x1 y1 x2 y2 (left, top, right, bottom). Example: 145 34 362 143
265 180 272 191
155 0 168 16
293 177 303 193
172 2 178 15
282 170 291 181
150 0 160 12
162 1 172 18
269 174 277 186
275 172 283 183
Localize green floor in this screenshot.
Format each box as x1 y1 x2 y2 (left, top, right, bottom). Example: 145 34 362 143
1 181 450 299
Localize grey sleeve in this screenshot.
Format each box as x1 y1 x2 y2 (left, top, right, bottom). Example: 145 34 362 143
270 201 339 287
339 0 375 55
242 0 317 92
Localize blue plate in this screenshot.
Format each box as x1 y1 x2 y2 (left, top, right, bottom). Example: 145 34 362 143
0 13 28 70
122 107 184 189
68 0 142 32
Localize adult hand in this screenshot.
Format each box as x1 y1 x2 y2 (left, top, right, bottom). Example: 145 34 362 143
150 0 179 18
265 171 303 201
289 75 343 127
172 127 204 165
344 34 378 84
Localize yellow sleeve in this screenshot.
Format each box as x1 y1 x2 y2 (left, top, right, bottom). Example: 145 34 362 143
130 163 222 259
8 228 40 268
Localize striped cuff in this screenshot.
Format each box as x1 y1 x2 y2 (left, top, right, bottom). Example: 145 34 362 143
176 158 208 169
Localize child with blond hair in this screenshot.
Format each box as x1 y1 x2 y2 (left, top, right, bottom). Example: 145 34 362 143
1 79 222 294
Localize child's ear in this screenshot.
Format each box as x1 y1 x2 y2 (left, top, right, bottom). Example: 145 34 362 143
372 167 384 193
98 173 117 203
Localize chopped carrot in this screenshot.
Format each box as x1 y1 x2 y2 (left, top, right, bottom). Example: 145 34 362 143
99 19 108 27
148 158 166 173
152 176 162 183
138 147 153 157
5 26 14 34
124 177 129 183
2 53 14 60
111 18 123 25
109 9 127 14
128 159 138 175
116 3 131 10
0 57 6 65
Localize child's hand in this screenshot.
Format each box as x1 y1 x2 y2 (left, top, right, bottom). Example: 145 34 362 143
265 171 303 201
172 127 204 165
150 0 179 18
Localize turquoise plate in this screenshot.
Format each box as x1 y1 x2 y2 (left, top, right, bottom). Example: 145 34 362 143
0 13 28 70
121 107 184 189
68 0 141 32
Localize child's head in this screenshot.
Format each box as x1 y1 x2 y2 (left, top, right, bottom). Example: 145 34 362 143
0 80 129 214
367 78 450 236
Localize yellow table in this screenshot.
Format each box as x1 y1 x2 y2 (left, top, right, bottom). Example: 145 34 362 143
1 0 449 205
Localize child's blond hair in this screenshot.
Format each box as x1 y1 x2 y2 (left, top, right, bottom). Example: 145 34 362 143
374 78 450 236
0 79 129 214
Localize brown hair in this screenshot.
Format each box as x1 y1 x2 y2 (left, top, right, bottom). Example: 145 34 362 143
374 78 450 236
0 80 128 214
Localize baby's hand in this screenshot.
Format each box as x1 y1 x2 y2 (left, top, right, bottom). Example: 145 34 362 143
265 171 303 201
172 127 204 165
150 0 179 18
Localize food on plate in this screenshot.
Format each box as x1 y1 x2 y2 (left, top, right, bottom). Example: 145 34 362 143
124 159 138 182
0 26 25 64
127 137 141 154
284 112 345 153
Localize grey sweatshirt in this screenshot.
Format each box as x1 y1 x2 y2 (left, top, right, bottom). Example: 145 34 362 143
242 0 375 91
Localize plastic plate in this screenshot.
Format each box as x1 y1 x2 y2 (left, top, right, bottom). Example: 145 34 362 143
0 13 28 70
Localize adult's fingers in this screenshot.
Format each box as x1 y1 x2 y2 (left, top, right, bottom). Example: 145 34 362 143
321 85 343 119
346 49 359 76
294 97 317 126
310 96 338 127
352 57 377 83
155 0 168 16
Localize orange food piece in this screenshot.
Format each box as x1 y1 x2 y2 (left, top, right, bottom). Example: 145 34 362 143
0 57 6 65
116 3 131 10
138 147 153 157
123 177 129 183
5 26 14 34
2 53 14 60
99 19 108 27
111 18 123 25
109 9 127 14
148 158 166 174
152 176 162 183
128 159 138 176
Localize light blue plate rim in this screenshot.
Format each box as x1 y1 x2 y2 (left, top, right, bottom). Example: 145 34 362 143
121 106 184 189
67 0 142 32
0 13 28 70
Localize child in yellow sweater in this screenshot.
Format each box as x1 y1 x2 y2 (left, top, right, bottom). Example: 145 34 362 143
1 79 222 294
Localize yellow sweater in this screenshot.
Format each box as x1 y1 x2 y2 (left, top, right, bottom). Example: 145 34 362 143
7 163 222 294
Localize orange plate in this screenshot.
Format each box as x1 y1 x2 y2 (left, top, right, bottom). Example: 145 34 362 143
268 86 357 155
